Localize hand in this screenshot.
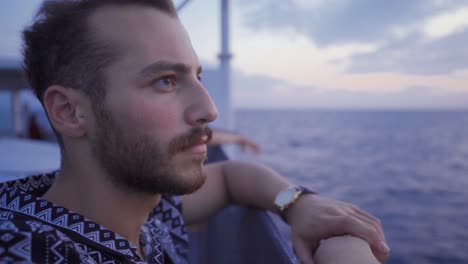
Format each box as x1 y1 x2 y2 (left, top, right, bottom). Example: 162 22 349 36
208 129 260 154
285 194 389 264
235 135 260 154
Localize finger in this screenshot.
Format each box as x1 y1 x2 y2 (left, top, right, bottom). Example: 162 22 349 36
333 208 388 262
351 212 384 241
358 225 389 262
243 140 259 153
343 203 386 242
293 237 316 264
249 142 261 153
370 243 390 264
249 146 260 154
352 207 385 239
340 217 390 261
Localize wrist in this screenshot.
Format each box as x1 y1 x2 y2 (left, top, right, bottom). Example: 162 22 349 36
283 192 317 224
273 185 317 223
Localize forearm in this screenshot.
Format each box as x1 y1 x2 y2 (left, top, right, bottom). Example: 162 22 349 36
221 160 290 213
182 161 289 224
314 236 380 264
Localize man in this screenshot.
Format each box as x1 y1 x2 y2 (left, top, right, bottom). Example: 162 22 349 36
0 0 389 263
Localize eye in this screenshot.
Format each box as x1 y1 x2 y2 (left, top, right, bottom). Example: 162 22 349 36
197 74 203 82
151 76 176 92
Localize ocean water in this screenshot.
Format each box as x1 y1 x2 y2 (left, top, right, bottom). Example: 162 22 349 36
233 110 468 264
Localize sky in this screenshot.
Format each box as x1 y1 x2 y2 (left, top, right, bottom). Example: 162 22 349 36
1 0 468 109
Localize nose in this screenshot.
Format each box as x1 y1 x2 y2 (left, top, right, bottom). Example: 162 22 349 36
184 82 218 126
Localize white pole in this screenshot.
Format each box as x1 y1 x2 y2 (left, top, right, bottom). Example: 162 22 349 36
219 0 233 129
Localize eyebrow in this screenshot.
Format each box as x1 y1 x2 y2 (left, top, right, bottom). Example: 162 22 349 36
139 60 202 79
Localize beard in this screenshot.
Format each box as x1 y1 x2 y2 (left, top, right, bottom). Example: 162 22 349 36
89 106 212 195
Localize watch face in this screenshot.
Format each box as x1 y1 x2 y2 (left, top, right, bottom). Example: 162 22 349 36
275 188 298 208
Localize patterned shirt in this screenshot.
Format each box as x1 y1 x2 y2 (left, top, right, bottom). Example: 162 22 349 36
0 172 189 263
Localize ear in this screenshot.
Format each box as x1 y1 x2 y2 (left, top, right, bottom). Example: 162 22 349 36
43 85 88 138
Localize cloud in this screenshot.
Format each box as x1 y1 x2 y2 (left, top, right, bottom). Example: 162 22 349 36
347 5 468 75
389 7 468 42
423 7 468 40
231 30 384 90
236 0 468 75
238 0 466 45
322 42 381 61
349 29 468 75
291 0 326 10
232 70 468 109
231 26 468 93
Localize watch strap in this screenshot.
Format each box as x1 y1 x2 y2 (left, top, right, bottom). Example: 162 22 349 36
277 185 316 223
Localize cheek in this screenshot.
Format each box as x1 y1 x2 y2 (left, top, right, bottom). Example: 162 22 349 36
124 97 182 137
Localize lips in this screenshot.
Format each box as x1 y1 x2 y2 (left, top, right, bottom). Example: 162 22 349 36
168 127 213 157
181 135 209 153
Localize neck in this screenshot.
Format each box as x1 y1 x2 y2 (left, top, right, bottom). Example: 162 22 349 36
42 158 161 251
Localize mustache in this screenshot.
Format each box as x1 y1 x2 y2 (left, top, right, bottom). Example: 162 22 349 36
168 127 212 157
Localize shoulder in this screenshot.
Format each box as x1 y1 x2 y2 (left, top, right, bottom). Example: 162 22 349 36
150 195 189 262
0 214 85 263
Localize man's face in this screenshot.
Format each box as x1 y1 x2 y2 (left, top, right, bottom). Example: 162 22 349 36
87 6 218 195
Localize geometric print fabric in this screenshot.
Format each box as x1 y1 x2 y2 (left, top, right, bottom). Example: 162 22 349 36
0 172 189 263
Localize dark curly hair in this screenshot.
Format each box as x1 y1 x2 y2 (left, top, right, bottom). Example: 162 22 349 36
22 0 177 144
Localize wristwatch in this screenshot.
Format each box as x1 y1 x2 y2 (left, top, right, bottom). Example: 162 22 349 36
274 185 316 222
